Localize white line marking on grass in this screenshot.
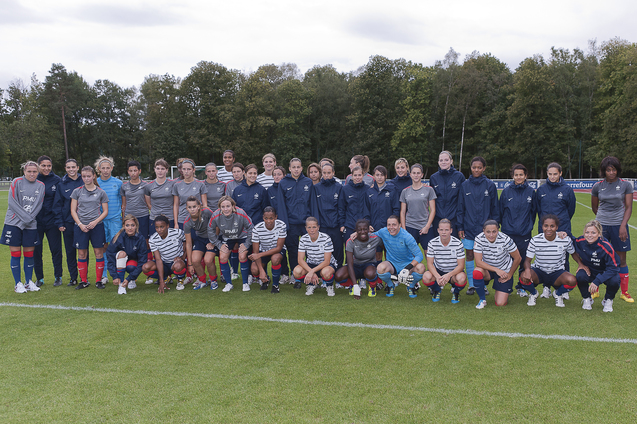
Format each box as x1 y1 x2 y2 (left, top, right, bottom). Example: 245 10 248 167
3 302 637 345
577 201 637 230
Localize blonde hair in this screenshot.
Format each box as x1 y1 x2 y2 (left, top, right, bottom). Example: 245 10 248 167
21 161 39 172
262 153 276 163
112 214 139 243
94 156 114 174
584 220 603 236
217 195 237 212
394 158 409 169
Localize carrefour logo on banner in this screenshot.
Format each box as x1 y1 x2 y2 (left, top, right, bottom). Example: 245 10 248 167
565 181 596 189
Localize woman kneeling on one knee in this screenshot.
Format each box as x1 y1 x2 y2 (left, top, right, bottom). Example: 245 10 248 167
473 220 522 309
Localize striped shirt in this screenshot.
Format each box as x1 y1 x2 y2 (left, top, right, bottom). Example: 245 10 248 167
217 167 234 183
426 236 465 273
252 219 287 252
144 179 176 220
527 233 575 273
149 228 185 263
299 232 338 268
474 232 518 272
257 173 275 189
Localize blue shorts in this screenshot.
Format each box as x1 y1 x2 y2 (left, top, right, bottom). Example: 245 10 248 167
1 225 40 247
486 273 513 294
222 238 249 251
137 215 150 239
74 222 106 250
462 238 475 250
406 226 436 251
348 262 378 279
103 218 121 243
191 231 217 253
532 267 566 287
602 224 631 252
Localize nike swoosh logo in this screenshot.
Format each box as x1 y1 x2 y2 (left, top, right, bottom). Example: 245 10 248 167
348 195 353 198
465 193 471 195
65 189 71 192
316 194 321 197
541 194 547 197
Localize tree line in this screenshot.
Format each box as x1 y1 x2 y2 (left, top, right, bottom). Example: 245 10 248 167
1 38 636 180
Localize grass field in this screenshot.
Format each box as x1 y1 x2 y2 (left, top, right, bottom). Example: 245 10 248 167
1 192 637 423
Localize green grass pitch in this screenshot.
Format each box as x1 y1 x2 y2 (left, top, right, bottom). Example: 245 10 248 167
1 192 636 423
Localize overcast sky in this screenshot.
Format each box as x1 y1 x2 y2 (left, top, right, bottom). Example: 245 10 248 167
2 0 636 90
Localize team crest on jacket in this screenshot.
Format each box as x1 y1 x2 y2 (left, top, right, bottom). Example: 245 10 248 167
527 196 532 203
303 185 309 191
51 185 57 192
558 192 563 199
592 251 597 257
385 192 390 197
451 182 457 188
484 190 489 196
254 193 259 199
217 187 223 192
333 193 339 199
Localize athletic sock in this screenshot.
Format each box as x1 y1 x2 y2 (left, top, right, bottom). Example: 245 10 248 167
466 260 475 288
366 275 377 287
23 251 34 283
410 272 423 289
620 266 629 294
378 272 392 286
78 258 89 283
271 264 282 287
231 249 239 273
240 260 250 285
96 258 105 282
522 282 537 295
10 251 21 285
198 275 206 284
473 270 485 300
556 282 576 296
324 275 334 286
220 261 232 285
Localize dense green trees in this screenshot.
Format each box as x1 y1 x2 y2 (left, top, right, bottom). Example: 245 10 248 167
2 38 636 179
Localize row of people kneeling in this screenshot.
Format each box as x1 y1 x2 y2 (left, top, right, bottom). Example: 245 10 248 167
105 193 619 312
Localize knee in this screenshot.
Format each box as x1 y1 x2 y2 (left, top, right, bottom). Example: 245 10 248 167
321 268 334 280
422 271 434 285
473 268 484 280
364 268 376 281
414 263 426 274
293 266 304 278
272 254 282 266
116 251 127 259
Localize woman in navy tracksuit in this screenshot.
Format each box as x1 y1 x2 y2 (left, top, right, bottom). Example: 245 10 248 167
391 158 412 193
574 220 620 312
536 162 576 236
369 165 400 232
106 214 148 294
429 151 465 237
339 167 372 244
457 156 499 294
310 162 344 265
33 155 63 287
232 164 269 225
53 159 84 286
499 164 537 296
277 159 313 275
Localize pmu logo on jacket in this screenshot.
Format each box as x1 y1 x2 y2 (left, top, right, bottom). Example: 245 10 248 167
22 196 36 202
